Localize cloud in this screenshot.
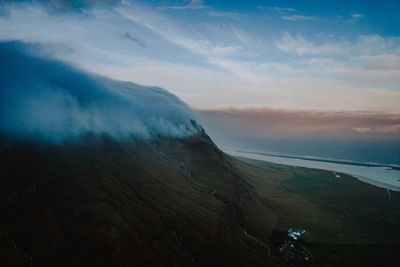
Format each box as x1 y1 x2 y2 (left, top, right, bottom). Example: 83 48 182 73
198 108 400 138
258 6 296 13
351 13 364 19
274 33 400 90
258 6 318 22
185 0 204 8
275 33 400 60
352 127 372 133
115 7 243 59
359 53 400 70
353 125 400 134
0 0 124 12
281 15 317 21
0 42 201 142
198 109 400 165
160 0 205 10
275 32 343 56
123 32 147 47
207 11 243 20
330 13 365 23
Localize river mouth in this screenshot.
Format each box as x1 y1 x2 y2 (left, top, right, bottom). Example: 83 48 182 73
225 149 400 191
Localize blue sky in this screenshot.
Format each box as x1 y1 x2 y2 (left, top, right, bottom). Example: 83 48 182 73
153 0 400 37
0 0 399 112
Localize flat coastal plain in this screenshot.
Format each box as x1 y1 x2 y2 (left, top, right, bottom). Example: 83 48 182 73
231 155 400 266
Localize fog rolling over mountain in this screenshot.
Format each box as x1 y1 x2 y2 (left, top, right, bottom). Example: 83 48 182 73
0 42 200 142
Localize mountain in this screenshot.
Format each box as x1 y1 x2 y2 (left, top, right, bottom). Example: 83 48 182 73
0 133 283 267
1 41 399 267
0 41 281 267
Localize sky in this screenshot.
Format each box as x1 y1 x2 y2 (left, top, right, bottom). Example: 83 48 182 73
1 0 399 111
0 0 399 160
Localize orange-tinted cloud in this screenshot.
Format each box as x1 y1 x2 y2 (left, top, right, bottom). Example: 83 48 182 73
198 108 400 139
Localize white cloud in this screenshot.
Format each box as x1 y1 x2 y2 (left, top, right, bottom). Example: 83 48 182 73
274 33 400 91
258 5 319 22
160 0 205 10
0 42 201 141
275 32 344 56
207 11 243 20
359 53 400 70
353 125 400 134
276 32 400 58
258 6 296 13
351 13 364 19
281 15 317 21
115 7 243 59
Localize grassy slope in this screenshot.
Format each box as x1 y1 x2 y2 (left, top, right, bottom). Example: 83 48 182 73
231 155 400 266
0 136 282 267
1 134 399 267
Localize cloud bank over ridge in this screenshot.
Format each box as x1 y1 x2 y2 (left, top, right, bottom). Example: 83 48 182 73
0 42 201 142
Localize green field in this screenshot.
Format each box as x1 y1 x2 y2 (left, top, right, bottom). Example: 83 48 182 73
232 156 400 266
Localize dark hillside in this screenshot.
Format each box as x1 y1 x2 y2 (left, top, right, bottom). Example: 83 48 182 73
0 134 281 267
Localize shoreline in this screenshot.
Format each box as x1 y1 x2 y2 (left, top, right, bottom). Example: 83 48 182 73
235 150 400 170
226 150 400 192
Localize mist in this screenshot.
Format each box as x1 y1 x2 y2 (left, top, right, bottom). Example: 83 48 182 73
198 108 400 165
0 42 201 142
